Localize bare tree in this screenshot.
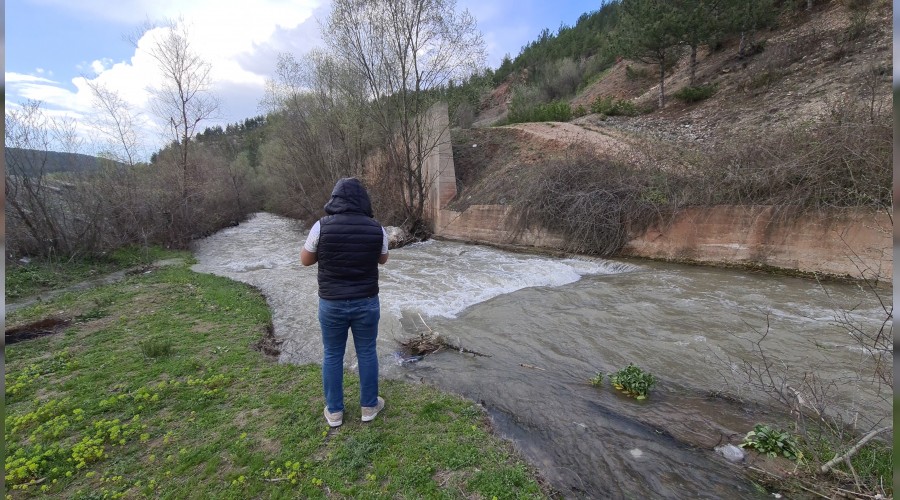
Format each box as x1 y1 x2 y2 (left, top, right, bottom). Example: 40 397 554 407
133 18 218 212
260 51 374 221
5 101 87 258
324 0 485 236
84 79 143 167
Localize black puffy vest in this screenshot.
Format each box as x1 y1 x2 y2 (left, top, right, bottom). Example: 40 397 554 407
315 178 384 300
317 214 383 300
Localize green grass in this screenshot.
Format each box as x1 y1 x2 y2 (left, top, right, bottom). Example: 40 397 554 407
590 95 639 117
800 430 893 496
673 84 718 103
6 245 180 301
4 261 547 499
507 100 573 124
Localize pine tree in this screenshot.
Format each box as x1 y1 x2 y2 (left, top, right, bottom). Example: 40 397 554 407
722 0 776 58
676 0 729 87
615 0 684 108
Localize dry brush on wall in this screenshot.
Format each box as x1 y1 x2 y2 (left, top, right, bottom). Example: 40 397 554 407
681 115 892 215
509 149 679 256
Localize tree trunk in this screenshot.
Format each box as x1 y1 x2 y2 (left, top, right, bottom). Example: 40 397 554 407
739 31 746 58
658 59 665 108
807 0 813 10
689 45 698 87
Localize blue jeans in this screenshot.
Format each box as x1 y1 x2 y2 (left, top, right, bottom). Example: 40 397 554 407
319 296 380 413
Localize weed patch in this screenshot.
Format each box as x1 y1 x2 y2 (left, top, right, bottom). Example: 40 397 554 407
139 337 173 359
609 364 657 400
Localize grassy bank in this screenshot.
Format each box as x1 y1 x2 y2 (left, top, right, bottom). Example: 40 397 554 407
6 246 174 301
4 255 547 499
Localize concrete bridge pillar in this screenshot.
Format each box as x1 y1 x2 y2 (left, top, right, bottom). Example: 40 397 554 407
423 102 457 232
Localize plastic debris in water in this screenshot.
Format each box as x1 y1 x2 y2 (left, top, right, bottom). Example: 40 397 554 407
393 352 423 365
714 444 745 463
629 448 643 458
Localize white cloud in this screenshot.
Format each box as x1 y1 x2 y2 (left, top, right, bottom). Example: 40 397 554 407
6 73 58 85
5 72 80 110
90 58 115 75
8 1 326 158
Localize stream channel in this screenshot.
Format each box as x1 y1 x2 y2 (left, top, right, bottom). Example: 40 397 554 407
191 212 891 499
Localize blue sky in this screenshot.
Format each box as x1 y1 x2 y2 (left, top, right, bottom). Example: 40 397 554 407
5 0 603 156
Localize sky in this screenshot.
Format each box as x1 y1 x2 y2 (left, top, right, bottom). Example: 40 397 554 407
5 0 604 157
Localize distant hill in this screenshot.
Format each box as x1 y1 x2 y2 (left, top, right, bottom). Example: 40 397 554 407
5 148 123 177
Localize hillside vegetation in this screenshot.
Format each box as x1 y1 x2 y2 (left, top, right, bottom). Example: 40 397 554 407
451 0 892 256
4 0 891 262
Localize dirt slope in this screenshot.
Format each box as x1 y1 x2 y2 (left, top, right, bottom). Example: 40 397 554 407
469 1 892 151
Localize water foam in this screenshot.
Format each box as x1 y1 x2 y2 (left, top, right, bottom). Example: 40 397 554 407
379 242 637 319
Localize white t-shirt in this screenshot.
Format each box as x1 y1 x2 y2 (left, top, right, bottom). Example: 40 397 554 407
303 220 389 255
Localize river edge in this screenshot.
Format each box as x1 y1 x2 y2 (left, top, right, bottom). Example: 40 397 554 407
3 259 554 498
432 235 884 285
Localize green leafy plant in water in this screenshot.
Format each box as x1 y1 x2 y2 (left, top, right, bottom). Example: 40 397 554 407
589 372 604 387
610 364 656 399
739 424 803 461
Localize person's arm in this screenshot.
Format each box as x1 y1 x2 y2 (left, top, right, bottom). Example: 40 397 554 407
301 248 318 266
301 221 320 266
378 227 389 265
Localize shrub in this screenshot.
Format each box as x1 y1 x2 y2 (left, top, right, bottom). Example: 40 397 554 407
537 58 583 101
625 64 651 80
673 84 718 103
510 151 677 256
739 424 802 461
139 337 173 359
508 100 573 124
610 364 656 399
590 96 638 116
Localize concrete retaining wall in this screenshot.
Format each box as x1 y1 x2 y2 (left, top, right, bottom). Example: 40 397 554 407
432 203 891 280
423 107 891 280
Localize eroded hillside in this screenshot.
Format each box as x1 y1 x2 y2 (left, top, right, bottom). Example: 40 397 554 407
456 0 892 186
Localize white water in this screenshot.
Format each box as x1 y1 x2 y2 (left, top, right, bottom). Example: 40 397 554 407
379 239 636 319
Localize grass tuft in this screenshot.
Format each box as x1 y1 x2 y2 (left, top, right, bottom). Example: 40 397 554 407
139 337 174 359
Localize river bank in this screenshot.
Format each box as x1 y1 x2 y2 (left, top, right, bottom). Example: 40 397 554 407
4 254 548 498
433 202 892 283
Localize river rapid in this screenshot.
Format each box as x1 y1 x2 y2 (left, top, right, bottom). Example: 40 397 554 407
192 212 891 499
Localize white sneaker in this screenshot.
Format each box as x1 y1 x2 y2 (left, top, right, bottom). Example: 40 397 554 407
324 407 343 427
361 397 385 422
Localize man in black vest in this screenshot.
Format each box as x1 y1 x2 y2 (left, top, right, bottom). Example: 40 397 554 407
301 178 389 427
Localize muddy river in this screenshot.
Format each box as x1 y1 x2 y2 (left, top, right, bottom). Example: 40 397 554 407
192 212 891 498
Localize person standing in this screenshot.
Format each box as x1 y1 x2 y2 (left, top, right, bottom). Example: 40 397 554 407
301 178 389 427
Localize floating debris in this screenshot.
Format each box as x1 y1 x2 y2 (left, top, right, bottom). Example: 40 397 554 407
398 314 492 359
